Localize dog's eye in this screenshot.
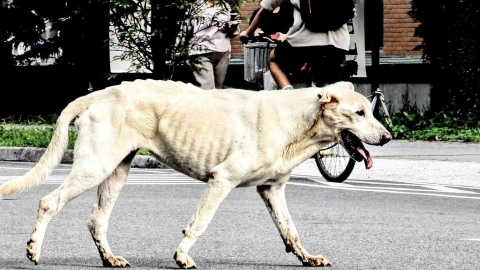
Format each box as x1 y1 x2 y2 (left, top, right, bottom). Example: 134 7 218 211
356 110 365 116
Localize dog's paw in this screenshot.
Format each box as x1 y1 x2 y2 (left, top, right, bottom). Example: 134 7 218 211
174 251 197 269
301 255 331 267
26 239 40 265
102 255 130 267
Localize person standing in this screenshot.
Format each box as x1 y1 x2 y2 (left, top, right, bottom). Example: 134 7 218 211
181 0 240 89
240 0 353 90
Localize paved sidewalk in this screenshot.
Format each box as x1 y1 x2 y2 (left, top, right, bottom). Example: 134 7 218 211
0 146 169 169
1 140 480 187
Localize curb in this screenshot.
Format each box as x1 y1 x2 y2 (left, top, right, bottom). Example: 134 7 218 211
0 147 169 169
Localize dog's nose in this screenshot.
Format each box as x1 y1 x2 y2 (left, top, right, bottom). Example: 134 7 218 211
380 132 392 146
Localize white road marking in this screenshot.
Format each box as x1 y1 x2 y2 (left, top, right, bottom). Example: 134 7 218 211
321 182 355 187
346 180 480 190
461 238 480 241
1 166 479 197
0 170 202 185
309 177 477 194
289 182 480 200
427 184 477 194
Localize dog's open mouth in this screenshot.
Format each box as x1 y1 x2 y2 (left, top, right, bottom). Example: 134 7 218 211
340 130 373 169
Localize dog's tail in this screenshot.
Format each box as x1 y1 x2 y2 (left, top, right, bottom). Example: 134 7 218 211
0 95 92 198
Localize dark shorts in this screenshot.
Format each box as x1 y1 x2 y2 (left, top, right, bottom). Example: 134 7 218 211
273 41 347 86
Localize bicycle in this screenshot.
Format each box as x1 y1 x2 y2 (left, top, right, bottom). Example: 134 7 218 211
242 33 392 183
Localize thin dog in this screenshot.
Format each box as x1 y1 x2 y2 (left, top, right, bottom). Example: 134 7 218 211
0 80 391 268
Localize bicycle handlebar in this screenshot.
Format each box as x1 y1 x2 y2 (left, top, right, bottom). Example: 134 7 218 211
241 31 281 45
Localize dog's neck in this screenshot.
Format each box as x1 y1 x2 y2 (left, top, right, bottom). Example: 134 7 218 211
281 119 331 170
269 90 333 171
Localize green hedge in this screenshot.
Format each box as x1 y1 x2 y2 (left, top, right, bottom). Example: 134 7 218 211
409 0 480 117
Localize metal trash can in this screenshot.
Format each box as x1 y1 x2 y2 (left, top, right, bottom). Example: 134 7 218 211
243 42 277 83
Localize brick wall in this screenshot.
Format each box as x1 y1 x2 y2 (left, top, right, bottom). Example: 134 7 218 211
232 0 422 59
383 0 422 56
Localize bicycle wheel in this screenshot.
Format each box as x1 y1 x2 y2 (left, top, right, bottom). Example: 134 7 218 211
314 142 356 182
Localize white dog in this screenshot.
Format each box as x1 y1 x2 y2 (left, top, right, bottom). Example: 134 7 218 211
0 80 391 268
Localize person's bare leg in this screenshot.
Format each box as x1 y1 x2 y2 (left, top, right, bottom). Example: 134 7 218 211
268 50 291 90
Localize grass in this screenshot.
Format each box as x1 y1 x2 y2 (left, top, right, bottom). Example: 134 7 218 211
388 108 480 142
0 127 78 149
1 109 480 154
0 114 151 155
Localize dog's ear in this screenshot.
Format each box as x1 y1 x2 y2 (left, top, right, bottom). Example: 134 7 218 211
317 81 353 106
317 92 339 109
317 81 353 108
332 81 354 91
317 93 331 103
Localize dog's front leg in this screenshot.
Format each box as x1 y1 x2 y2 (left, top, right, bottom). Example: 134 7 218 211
174 174 234 269
257 182 331 267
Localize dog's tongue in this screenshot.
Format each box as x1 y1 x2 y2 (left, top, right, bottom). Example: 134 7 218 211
357 147 373 169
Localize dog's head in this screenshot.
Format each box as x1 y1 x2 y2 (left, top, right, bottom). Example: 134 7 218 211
317 82 392 169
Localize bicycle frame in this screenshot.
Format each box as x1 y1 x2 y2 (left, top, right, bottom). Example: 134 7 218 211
368 88 393 128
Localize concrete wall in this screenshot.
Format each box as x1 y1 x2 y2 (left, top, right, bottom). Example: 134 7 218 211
353 83 431 113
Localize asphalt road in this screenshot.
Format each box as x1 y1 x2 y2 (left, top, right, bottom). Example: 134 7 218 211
1 159 480 270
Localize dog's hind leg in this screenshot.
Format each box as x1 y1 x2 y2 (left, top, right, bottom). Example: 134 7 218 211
257 181 331 267
174 170 234 269
26 154 130 265
87 151 136 267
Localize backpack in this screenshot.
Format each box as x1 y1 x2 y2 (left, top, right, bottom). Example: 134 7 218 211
297 0 356 32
